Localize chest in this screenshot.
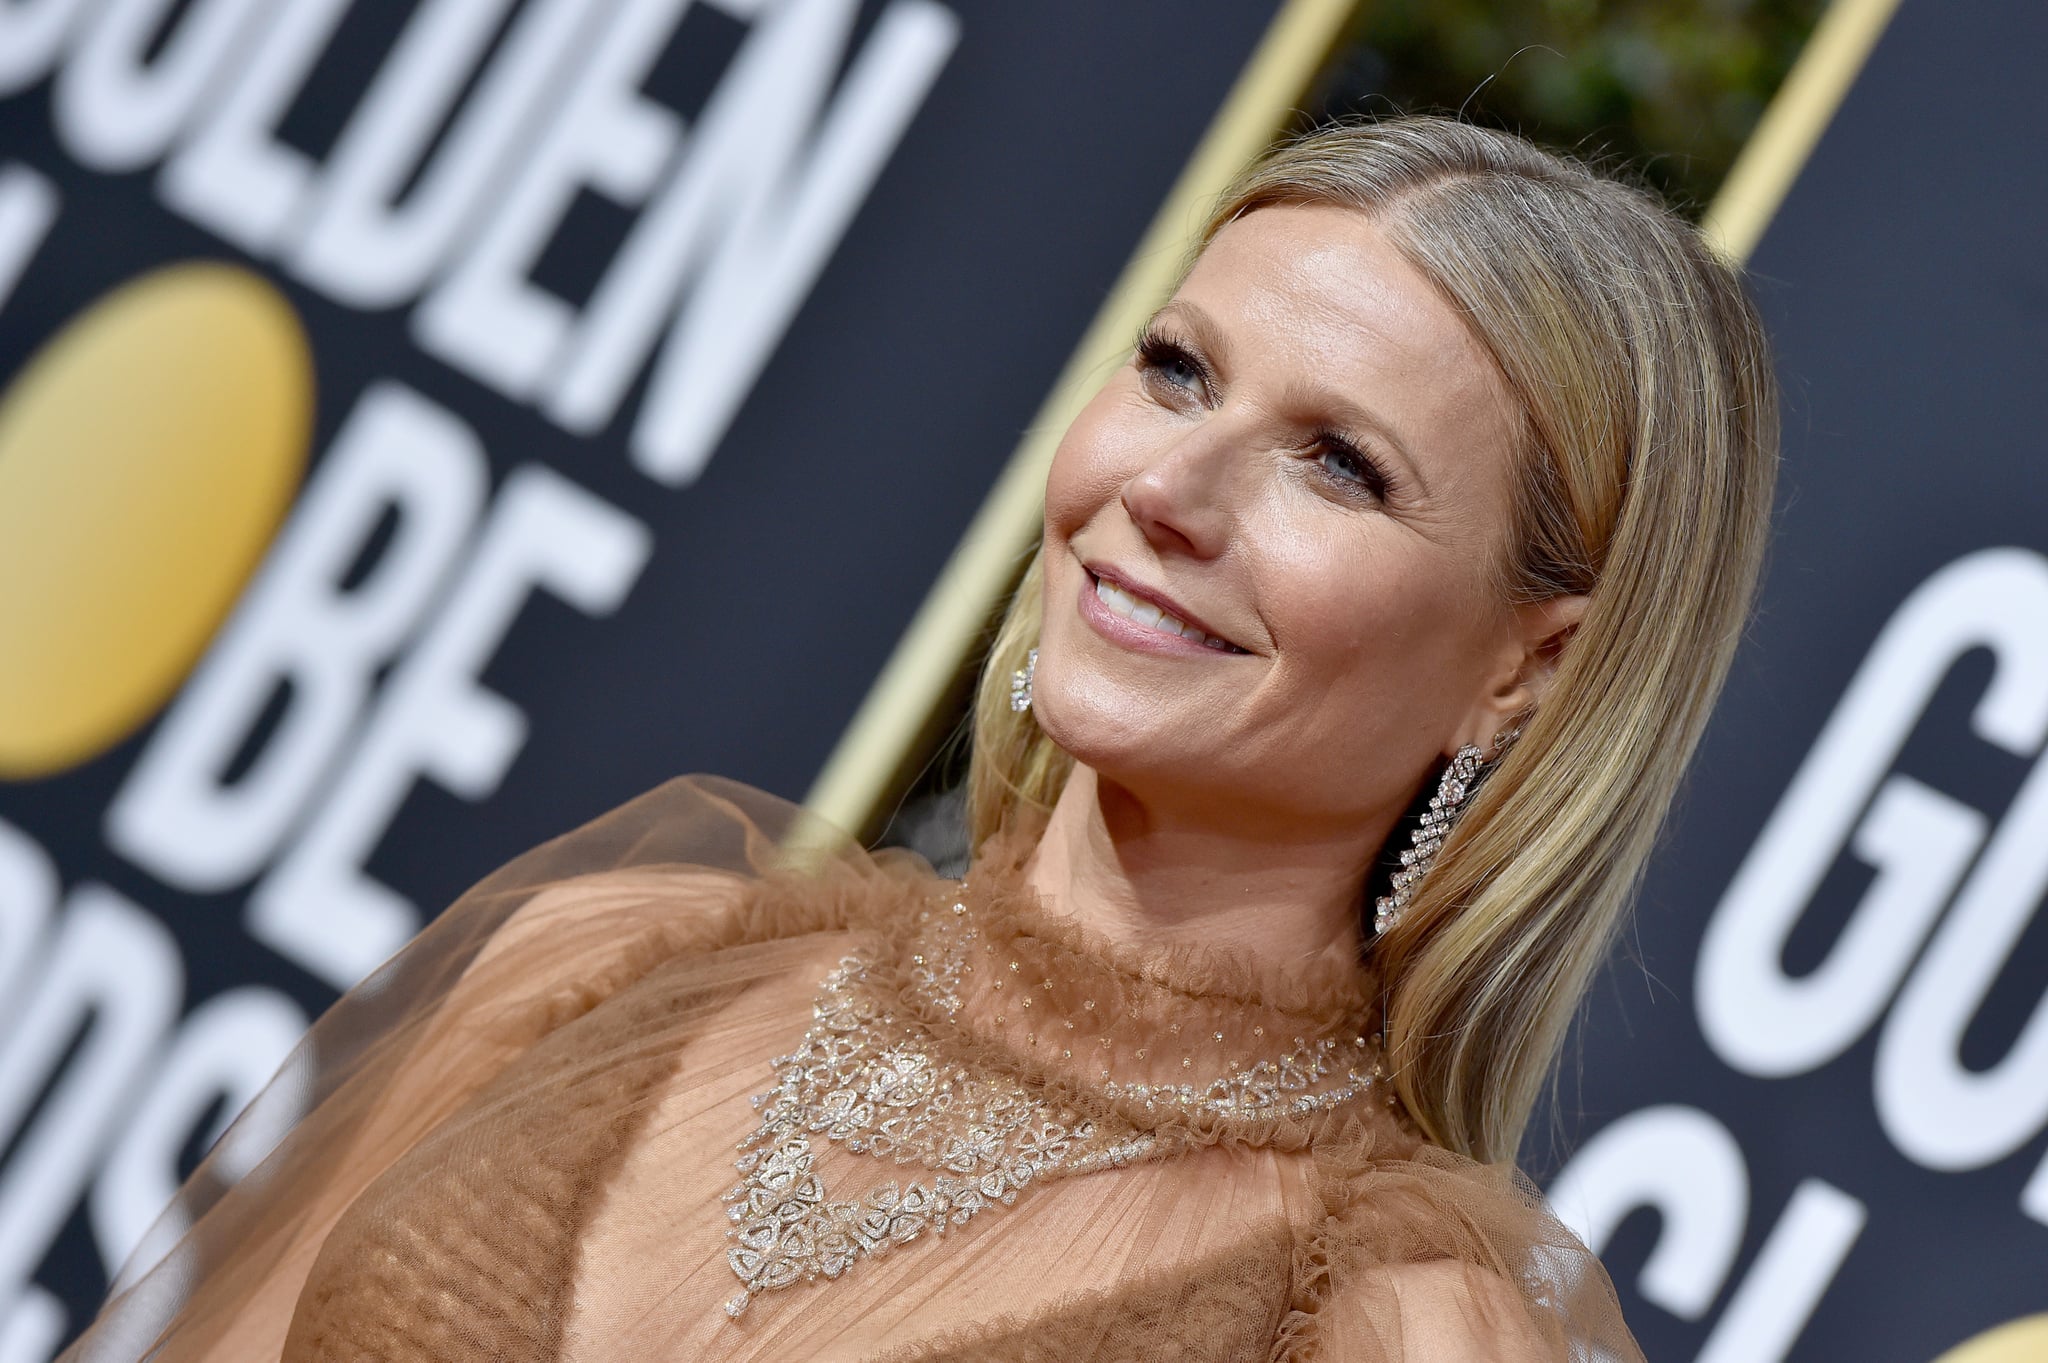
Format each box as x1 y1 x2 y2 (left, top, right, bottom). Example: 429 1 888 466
290 946 1324 1363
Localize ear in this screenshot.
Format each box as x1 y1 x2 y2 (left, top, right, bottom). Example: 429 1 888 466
1452 594 1588 758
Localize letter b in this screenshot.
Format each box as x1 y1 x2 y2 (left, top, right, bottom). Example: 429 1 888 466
107 383 487 890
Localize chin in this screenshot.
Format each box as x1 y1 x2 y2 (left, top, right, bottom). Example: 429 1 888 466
1031 680 1226 798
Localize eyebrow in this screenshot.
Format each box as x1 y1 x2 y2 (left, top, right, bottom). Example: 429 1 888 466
1149 298 1433 501
1146 299 1235 383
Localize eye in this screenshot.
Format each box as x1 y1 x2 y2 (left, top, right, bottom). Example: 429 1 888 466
1314 434 1393 502
1155 350 1204 392
1135 330 1214 402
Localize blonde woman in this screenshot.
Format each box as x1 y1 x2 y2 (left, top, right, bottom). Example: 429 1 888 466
62 117 1776 1362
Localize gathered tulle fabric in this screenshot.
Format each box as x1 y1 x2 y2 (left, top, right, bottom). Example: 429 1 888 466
58 776 1642 1362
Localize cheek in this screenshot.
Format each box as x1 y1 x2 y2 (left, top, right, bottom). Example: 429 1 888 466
1043 384 1153 541
1258 526 1492 714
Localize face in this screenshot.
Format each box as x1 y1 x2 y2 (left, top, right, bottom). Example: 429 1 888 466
1031 204 1551 838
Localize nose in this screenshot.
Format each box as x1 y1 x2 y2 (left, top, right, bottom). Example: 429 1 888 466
1119 420 1239 559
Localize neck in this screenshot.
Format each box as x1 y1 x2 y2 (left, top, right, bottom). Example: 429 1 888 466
1022 765 1386 974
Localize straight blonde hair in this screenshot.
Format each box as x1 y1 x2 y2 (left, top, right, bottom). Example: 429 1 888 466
966 118 1780 1164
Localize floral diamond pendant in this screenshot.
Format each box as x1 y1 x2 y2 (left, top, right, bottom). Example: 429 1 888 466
718 951 1147 1319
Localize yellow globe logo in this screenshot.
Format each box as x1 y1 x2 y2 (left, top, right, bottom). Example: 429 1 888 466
0 262 313 778
1935 1315 2048 1362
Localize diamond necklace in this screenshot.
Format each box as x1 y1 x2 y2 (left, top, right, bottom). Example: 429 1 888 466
719 898 1376 1320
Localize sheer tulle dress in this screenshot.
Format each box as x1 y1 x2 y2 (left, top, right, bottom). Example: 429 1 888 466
58 776 1643 1362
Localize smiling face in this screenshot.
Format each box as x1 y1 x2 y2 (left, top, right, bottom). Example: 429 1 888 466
1031 203 1547 839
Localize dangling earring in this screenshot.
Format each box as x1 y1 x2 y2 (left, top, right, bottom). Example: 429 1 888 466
1010 648 1038 713
1373 724 1520 936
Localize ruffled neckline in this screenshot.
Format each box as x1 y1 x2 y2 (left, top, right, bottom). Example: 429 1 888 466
962 826 1382 1019
838 825 1392 1147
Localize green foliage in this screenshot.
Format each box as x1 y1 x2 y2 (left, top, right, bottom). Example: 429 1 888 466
1310 0 1826 216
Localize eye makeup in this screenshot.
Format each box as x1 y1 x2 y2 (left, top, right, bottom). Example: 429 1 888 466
1135 326 1215 401
1133 324 1400 505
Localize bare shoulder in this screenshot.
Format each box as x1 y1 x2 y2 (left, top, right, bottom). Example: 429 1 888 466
1322 1259 1554 1363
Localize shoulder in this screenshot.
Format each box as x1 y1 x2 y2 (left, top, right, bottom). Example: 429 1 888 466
1300 1137 1635 1361
457 771 854 978
1318 1259 1553 1362
416 772 920 1034
469 865 752 973
448 864 772 1034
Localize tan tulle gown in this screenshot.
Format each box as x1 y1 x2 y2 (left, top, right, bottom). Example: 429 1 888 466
59 777 1642 1362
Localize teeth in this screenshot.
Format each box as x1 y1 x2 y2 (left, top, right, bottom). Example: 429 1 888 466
1093 577 1235 650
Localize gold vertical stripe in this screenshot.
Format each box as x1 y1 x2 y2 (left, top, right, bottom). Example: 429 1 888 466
804 0 1362 834
811 0 1904 836
1701 0 1905 262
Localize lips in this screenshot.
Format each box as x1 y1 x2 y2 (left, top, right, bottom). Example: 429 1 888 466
1086 570 1246 652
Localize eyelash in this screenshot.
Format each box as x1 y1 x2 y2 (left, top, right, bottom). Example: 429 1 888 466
1133 326 1397 504
1310 430 1394 503
1135 328 1214 399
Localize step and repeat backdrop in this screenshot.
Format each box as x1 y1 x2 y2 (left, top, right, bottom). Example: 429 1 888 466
0 0 1302 1353
1 0 2044 1359
1542 2 2048 1360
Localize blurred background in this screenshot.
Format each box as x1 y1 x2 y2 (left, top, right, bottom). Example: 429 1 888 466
1320 0 1823 212
6 1 2047 1360
885 0 1830 867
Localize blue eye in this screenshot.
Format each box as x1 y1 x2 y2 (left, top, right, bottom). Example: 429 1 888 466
1160 354 1203 390
1136 330 1213 400
1320 446 1368 483
1315 436 1392 501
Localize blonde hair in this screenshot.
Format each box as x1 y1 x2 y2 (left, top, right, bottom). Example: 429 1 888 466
966 117 1779 1164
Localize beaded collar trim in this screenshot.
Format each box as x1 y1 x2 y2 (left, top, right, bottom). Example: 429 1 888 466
719 895 1377 1320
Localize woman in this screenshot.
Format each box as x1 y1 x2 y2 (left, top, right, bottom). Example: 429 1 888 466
64 116 1775 1362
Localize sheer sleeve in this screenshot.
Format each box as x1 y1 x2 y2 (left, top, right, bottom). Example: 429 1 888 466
52 775 1646 1363
1296 1138 1644 1362
56 777 872 1363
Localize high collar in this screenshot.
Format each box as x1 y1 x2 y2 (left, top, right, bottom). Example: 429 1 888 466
849 826 1395 1148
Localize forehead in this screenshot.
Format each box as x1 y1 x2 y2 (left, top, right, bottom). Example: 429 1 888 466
1177 203 1520 502
1184 204 1498 387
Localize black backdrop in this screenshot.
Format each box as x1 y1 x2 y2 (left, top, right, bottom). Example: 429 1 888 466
1545 2 2048 1359
0 1 1290 1351
2 0 2045 1359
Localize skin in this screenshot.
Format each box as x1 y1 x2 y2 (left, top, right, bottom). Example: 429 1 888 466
1023 204 1586 971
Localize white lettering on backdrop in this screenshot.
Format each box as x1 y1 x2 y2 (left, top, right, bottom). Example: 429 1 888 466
1697 546 2048 1217
0 0 960 1346
1551 545 2048 1359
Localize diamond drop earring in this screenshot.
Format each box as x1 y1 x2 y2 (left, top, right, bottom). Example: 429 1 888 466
1010 647 1038 713
1373 724 1520 936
